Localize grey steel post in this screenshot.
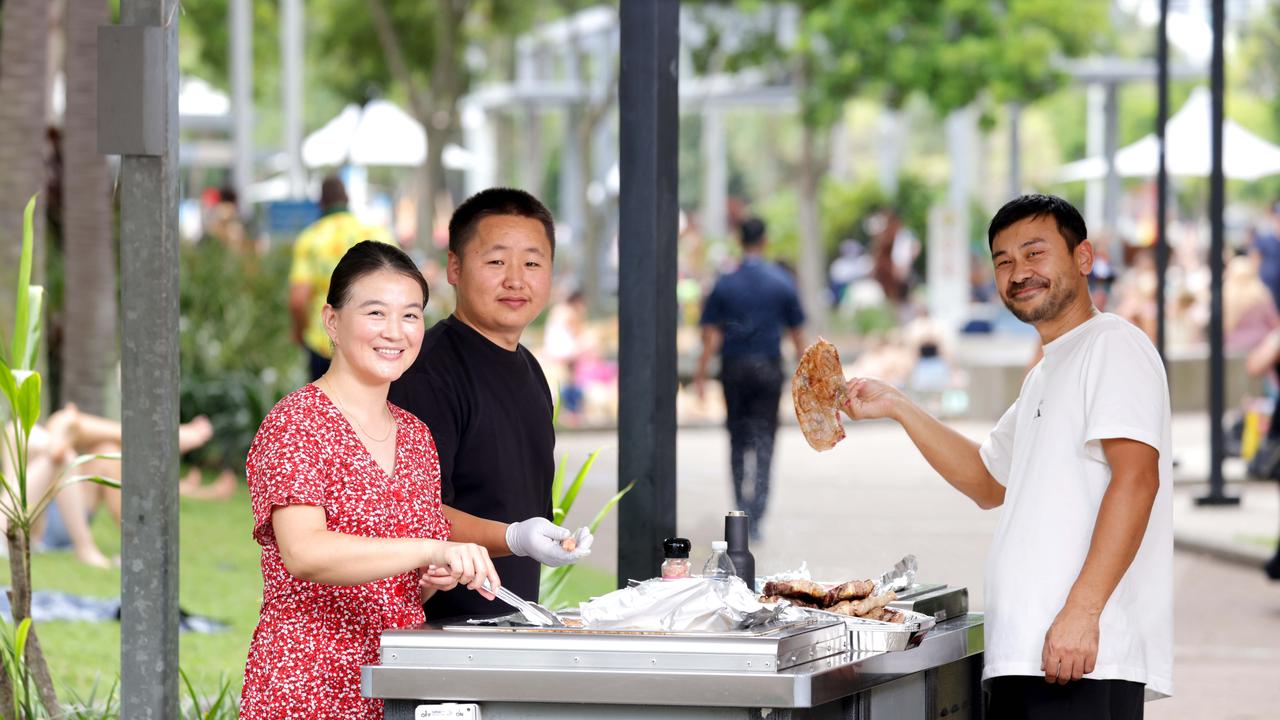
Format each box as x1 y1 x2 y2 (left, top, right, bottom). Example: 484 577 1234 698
617 0 679 587
1197 0 1238 506
230 0 253 210
281 0 305 198
111 0 181 716
1155 0 1169 364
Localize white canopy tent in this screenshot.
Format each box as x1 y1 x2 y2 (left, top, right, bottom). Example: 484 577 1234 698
301 99 473 169
1058 87 1280 182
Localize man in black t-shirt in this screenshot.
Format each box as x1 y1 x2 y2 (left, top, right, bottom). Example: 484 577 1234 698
390 188 591 621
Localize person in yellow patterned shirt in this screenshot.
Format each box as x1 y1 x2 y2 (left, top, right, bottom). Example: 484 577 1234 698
288 175 392 379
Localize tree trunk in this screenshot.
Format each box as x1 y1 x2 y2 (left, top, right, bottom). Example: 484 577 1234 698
797 123 829 334
61 0 116 416
6 529 61 718
363 0 464 252
0 0 52 348
426 0 465 238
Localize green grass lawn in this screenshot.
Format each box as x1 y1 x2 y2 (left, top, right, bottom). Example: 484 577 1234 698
1 479 617 702
0 481 263 700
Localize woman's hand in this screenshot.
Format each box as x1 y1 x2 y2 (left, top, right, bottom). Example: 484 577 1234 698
427 541 500 600
418 564 458 603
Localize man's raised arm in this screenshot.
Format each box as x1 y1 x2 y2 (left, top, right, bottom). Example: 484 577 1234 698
844 377 1005 509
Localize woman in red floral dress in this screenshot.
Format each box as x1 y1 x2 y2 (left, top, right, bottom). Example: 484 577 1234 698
241 241 500 719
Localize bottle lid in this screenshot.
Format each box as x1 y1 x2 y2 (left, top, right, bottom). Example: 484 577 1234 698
663 537 691 558
727 510 748 517
711 540 728 551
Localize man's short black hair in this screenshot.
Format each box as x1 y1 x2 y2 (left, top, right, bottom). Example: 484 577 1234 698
739 217 767 248
987 194 1087 252
448 187 556 258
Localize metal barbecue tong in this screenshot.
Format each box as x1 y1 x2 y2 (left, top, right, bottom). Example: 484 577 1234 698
482 579 563 627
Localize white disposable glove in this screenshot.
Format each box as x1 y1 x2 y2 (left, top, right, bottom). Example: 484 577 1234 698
505 517 594 568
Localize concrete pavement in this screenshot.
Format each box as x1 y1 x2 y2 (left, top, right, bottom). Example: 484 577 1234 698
554 412 1280 719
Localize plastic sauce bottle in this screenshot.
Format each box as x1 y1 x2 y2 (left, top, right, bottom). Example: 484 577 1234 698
661 537 692 580
702 540 737 581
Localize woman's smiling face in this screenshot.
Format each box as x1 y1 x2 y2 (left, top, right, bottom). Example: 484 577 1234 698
324 268 426 384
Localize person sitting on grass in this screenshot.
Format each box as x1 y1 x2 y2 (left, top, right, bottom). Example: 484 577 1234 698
4 406 216 569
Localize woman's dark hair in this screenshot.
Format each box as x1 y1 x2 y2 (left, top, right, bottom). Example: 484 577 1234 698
448 187 556 258
327 240 429 309
987 194 1087 252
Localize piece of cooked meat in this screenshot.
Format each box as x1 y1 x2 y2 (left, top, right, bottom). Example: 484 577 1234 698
831 591 897 617
761 579 830 603
823 579 875 606
873 608 907 624
792 338 848 451
758 594 820 609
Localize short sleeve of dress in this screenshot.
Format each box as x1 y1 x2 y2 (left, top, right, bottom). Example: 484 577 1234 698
247 405 334 546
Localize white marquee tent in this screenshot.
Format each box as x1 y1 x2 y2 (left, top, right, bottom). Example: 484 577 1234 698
301 99 472 169
1057 87 1280 182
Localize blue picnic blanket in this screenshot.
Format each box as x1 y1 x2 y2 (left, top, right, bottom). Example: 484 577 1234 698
0 589 228 634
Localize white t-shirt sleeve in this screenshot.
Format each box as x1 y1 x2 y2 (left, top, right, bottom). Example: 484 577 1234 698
1081 327 1167 463
980 399 1018 487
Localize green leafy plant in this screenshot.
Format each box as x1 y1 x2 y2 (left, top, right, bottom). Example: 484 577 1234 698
0 617 37 720
178 240 303 472
539 403 634 609
0 195 120 719
179 669 238 720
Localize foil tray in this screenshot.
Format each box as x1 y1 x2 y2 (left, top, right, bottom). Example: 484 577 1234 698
801 607 937 653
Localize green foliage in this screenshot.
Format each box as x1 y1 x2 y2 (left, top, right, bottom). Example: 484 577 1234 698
180 669 238 720
179 241 303 470
691 0 1109 130
0 617 38 720
538 438 633 609
0 484 263 704
760 174 936 267
309 0 540 105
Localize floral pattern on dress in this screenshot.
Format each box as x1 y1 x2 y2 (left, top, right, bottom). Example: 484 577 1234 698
240 384 449 720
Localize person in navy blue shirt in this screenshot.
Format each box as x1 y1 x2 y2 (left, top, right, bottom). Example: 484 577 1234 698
694 217 805 539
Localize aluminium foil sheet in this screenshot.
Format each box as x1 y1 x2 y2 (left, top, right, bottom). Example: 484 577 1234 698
377 617 850 674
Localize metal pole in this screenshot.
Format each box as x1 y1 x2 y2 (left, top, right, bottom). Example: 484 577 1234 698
281 0 305 198
1102 82 1122 264
617 0 678 587
1156 0 1169 364
230 0 253 211
1007 102 1021 199
118 0 181 716
1197 0 1239 506
702 107 728 240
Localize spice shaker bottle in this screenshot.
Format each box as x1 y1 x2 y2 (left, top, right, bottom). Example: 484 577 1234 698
661 537 692 580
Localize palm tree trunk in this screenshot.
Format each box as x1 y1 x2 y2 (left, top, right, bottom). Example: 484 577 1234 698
0 0 53 343
62 0 116 415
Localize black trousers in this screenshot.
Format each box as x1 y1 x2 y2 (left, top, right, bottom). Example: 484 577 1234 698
720 356 783 524
986 676 1144 720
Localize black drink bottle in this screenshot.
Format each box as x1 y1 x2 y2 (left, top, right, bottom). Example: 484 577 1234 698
724 511 755 588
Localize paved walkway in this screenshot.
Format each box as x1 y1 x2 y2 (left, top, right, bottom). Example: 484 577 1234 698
554 412 1280 719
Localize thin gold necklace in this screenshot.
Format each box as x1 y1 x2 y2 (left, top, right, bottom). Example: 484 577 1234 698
321 378 395 443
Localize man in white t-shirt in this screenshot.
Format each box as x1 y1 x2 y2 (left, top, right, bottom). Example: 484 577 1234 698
844 194 1171 719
